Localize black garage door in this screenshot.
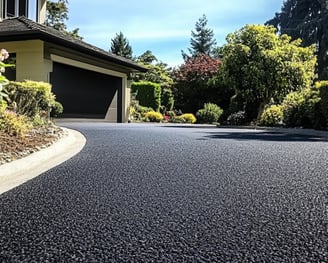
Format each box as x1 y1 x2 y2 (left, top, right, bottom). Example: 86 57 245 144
50 62 122 121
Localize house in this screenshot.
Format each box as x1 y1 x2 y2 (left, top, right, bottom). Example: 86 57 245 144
0 0 146 122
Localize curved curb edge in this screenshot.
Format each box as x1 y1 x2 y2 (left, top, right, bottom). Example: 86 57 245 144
0 127 86 195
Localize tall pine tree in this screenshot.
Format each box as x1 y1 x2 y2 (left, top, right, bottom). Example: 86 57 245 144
267 0 328 79
182 14 217 60
110 32 133 59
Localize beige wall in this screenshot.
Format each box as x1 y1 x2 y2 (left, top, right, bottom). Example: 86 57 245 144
1 40 50 82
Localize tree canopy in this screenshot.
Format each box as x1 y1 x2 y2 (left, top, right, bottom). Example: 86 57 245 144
45 0 82 39
266 0 328 79
133 51 173 89
173 53 222 113
110 32 133 59
221 24 317 119
182 15 217 60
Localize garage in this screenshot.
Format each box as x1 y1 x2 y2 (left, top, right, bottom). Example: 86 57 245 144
0 16 147 122
51 62 122 121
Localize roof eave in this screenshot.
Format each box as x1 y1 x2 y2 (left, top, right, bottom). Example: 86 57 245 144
0 30 148 73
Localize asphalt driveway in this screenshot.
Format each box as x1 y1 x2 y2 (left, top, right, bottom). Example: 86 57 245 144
0 123 327 262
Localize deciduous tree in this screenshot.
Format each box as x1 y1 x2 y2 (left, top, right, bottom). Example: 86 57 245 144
173 53 222 113
133 50 173 89
221 24 317 120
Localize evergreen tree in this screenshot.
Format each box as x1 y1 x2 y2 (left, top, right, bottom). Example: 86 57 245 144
46 0 82 40
182 14 217 60
137 50 157 64
110 32 133 59
266 0 328 79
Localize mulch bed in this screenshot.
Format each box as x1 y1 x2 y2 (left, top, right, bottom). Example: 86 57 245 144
0 126 65 165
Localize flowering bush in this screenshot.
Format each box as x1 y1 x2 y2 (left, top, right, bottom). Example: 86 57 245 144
172 113 197 124
128 99 154 122
182 113 197 123
227 111 246 125
144 111 163 122
0 49 12 102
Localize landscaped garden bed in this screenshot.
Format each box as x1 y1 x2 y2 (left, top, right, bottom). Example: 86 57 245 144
0 125 64 165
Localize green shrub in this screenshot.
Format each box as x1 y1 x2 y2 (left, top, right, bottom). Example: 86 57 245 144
144 111 163 122
6 80 56 118
171 116 185 123
260 105 283 127
317 81 328 129
32 112 51 126
137 105 153 116
131 81 161 112
282 86 320 128
227 111 246 125
0 110 32 137
161 88 174 112
0 99 7 114
196 103 223 123
50 101 64 118
128 99 153 122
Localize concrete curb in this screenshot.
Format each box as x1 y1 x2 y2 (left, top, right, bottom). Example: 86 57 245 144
0 127 86 195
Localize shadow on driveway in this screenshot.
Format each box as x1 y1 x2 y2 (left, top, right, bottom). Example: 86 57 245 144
201 131 328 142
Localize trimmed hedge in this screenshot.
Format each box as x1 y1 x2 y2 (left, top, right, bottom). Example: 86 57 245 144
161 88 174 112
131 81 161 112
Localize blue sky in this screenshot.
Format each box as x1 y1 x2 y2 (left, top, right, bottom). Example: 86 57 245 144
65 0 284 67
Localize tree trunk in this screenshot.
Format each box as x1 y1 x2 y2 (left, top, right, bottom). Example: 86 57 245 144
257 99 269 123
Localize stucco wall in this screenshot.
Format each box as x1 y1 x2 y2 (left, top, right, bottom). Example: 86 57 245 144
1 40 50 82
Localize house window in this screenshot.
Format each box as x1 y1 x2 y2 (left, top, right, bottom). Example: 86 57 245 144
2 0 28 18
19 0 28 16
28 0 36 21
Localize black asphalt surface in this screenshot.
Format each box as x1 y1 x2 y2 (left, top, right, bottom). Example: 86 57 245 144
0 123 328 262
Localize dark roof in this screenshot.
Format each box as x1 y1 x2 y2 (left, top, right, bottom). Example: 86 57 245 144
0 16 147 72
